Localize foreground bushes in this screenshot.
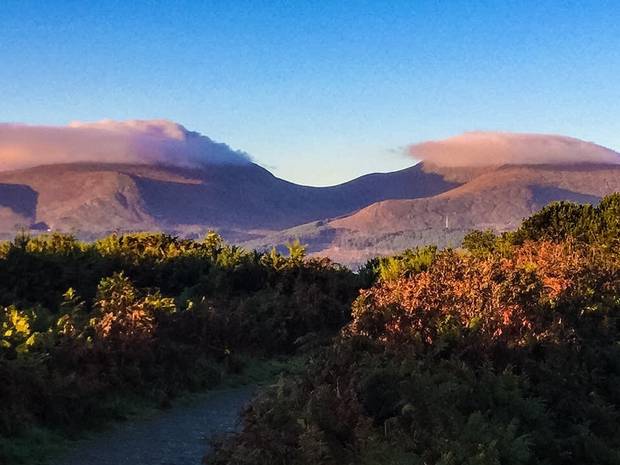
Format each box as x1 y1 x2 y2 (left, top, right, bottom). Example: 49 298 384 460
208 226 620 464
3 195 620 464
0 232 360 463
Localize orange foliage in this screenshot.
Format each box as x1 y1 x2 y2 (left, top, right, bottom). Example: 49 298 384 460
91 273 174 356
348 240 619 350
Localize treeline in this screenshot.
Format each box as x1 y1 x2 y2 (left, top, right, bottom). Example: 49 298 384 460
0 233 361 463
207 194 620 465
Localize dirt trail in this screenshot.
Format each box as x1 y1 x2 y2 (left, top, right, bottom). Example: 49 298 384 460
52 385 255 465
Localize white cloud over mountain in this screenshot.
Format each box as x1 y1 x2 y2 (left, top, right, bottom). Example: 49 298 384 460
0 119 250 171
409 132 619 167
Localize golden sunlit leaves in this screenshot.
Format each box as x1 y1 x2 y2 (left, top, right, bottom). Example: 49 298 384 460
348 240 619 351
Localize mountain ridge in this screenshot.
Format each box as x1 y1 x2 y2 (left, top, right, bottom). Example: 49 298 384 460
244 162 620 265
1 125 619 265
0 161 458 241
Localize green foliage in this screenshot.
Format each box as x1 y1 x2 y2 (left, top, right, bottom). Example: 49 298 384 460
0 231 361 464
4 194 620 465
462 229 500 255
513 201 594 243
360 246 438 285
1 307 34 355
511 193 620 248
285 239 308 265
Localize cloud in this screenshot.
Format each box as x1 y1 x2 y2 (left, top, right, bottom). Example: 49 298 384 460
0 119 251 171
408 132 620 167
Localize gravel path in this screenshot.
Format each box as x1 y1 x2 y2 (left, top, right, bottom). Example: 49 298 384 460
52 385 256 465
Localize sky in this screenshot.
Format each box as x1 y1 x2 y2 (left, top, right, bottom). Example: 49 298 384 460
1 0 619 186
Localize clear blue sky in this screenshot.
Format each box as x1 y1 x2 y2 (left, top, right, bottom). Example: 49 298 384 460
1 0 619 185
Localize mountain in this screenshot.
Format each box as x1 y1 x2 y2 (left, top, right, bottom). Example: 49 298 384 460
0 161 456 241
1 122 619 266
0 119 457 240
245 162 620 266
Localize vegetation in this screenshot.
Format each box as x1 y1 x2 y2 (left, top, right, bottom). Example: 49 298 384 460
461 193 620 254
2 194 619 465
0 231 360 464
207 194 620 465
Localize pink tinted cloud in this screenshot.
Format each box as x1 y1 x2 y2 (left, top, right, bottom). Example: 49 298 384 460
409 132 620 167
0 119 250 171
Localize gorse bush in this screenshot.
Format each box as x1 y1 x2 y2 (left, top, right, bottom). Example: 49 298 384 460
350 240 618 352
357 245 438 285
207 195 620 465
0 231 361 463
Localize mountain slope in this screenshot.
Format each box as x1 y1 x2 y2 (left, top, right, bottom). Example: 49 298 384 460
245 163 620 265
0 161 457 240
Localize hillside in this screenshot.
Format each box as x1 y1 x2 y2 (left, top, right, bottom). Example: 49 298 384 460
0 161 456 241
247 163 620 265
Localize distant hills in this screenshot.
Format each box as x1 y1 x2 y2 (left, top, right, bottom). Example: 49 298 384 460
0 162 454 242
248 163 620 265
0 121 619 265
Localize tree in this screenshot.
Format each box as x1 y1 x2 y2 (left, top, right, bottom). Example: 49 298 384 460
462 229 498 255
285 239 307 265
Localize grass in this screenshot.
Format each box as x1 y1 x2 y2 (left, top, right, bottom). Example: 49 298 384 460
0 428 68 465
0 354 305 465
222 354 307 387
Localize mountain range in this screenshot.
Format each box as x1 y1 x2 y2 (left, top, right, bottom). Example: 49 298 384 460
0 121 619 266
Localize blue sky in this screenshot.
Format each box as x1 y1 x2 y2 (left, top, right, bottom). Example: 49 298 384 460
1 0 619 185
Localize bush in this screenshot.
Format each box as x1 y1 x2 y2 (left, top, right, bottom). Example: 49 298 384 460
0 232 362 463
207 199 620 464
